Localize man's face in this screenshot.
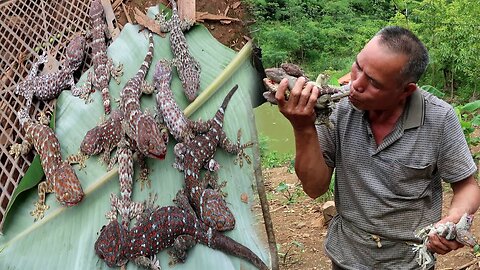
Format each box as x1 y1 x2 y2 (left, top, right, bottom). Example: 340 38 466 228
349 36 410 111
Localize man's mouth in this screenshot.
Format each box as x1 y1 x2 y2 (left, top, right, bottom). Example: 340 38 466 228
348 96 363 112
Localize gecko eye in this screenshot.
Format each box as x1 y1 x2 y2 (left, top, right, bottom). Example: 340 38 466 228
161 129 169 142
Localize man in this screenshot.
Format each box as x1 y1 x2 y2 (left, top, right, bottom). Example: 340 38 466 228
275 26 480 269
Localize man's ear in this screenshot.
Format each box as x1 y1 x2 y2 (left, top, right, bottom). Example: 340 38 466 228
403 82 417 97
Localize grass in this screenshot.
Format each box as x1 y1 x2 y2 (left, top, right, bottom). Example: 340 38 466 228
260 134 335 204
275 181 306 205
259 134 294 169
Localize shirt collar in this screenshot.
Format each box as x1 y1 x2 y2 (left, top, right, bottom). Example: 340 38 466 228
403 88 425 130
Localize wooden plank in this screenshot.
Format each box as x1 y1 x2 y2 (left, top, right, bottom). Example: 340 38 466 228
178 0 195 22
101 0 120 40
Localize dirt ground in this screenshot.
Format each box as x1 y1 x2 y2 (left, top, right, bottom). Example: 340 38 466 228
117 0 252 52
264 167 480 270
118 1 480 269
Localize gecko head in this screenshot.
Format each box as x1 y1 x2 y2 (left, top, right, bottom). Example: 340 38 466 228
136 115 169 160
184 85 199 102
95 220 128 267
153 59 173 86
53 162 84 206
182 65 201 102
80 127 104 155
65 34 86 71
89 0 103 19
199 189 236 231
81 111 123 155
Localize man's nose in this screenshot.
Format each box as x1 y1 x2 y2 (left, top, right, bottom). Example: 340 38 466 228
351 73 366 93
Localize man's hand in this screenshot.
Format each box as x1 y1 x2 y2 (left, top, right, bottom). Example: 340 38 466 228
275 77 319 131
426 215 464 254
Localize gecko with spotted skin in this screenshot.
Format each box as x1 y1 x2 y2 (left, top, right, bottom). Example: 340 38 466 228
83 0 123 114
120 32 169 162
156 0 201 102
10 109 84 221
174 85 253 231
15 34 87 110
153 59 209 145
95 192 269 270
67 109 124 169
262 66 350 128
105 137 145 230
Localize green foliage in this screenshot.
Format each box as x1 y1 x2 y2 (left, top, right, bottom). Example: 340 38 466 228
455 100 480 156
246 0 390 78
247 0 480 102
421 85 445 98
391 0 480 102
277 240 305 266
258 134 269 158
474 244 480 256
287 158 295 174
259 134 294 168
275 181 305 205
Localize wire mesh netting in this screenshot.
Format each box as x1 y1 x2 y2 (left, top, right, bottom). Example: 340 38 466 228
0 0 117 231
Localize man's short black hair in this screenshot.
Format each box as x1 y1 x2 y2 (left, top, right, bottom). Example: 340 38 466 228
376 26 429 83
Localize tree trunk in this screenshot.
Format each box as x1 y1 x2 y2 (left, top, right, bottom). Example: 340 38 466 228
450 68 454 99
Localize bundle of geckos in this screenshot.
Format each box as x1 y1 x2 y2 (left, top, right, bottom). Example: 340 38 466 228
10 0 269 269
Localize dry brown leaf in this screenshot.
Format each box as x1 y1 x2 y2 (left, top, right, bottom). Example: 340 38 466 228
111 0 123 11
232 1 241 9
133 7 165 37
195 11 240 23
122 3 132 24
240 193 249 203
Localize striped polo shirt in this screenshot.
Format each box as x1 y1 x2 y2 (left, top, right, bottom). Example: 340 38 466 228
316 88 477 269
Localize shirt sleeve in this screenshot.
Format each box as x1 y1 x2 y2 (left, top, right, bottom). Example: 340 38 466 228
438 107 477 183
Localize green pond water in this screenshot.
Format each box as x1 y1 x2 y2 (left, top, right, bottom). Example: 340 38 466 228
253 103 295 155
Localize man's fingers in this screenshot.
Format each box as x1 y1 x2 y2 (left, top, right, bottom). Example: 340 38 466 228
427 234 462 255
305 85 320 112
437 235 463 250
427 235 450 254
288 77 306 105
275 78 289 107
297 82 313 107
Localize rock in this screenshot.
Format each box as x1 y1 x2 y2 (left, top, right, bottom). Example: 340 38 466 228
296 221 306 229
321 201 336 226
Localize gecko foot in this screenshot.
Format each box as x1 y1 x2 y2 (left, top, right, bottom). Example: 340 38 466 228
37 111 51 125
233 129 253 167
141 80 155 95
30 201 50 221
139 176 152 191
111 63 124 84
66 151 89 170
9 143 24 159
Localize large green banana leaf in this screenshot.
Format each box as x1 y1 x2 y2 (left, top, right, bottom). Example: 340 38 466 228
0 7 272 270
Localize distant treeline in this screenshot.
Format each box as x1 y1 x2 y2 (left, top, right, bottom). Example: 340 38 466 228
246 0 480 102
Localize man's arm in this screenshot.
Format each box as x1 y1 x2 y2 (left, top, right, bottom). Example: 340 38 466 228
427 174 480 254
293 125 334 198
275 77 334 198
449 174 480 218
